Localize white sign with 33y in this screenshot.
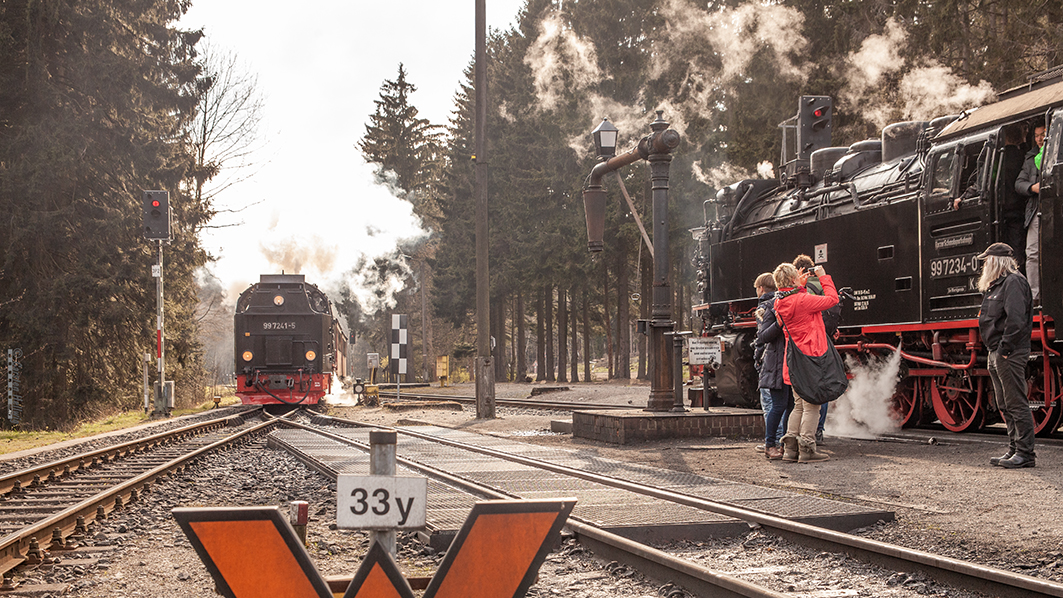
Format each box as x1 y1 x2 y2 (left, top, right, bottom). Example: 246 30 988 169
337 475 427 530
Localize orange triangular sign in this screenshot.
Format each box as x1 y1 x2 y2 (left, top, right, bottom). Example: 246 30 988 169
173 507 332 598
342 541 415 598
175 498 575 598
423 498 576 598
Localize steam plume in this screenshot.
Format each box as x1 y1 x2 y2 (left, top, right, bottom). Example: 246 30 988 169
840 18 995 128
827 349 903 439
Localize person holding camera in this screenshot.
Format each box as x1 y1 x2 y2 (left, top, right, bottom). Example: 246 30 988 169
793 254 838 446
773 262 838 462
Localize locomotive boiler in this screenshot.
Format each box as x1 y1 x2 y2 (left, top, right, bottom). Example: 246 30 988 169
694 75 1063 435
234 274 347 406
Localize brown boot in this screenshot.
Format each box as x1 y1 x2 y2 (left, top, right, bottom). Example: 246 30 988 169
765 446 783 460
781 434 798 462
798 439 829 463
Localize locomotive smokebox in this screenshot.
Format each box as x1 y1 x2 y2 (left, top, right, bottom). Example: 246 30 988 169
583 187 607 252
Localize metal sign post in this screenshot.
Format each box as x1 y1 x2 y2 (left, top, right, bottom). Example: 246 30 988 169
336 430 428 558
390 314 407 401
154 239 167 416
143 352 150 412
143 189 172 417
7 348 22 424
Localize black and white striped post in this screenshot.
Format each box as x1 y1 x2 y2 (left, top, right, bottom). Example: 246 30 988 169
390 314 407 401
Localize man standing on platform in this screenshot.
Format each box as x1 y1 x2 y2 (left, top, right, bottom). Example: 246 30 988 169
977 242 1035 469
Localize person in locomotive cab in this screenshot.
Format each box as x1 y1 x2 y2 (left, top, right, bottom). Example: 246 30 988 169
793 255 836 446
1017 122 1046 303
773 262 838 462
976 242 1035 469
753 273 792 460
996 124 1030 272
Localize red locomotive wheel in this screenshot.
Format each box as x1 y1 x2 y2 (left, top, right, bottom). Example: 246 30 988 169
1030 366 1063 436
930 373 985 433
888 377 923 428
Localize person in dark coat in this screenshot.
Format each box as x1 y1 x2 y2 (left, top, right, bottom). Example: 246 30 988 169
997 124 1028 271
977 242 1035 468
753 273 792 460
1016 123 1046 302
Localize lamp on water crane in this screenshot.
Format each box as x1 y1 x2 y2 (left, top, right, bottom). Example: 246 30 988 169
592 117 618 158
583 118 619 253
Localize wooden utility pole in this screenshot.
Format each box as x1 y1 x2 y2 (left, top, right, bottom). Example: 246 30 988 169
474 0 495 418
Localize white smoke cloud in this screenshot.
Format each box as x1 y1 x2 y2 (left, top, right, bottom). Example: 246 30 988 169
527 1 809 159
827 348 903 439
691 160 753 188
840 18 995 128
656 0 809 97
525 11 604 113
202 155 430 316
756 161 775 179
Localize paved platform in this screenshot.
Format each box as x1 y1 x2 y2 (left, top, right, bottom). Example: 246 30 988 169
572 407 765 444
269 424 893 550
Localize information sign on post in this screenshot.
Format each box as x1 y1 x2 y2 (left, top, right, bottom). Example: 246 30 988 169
687 336 721 369
337 475 427 530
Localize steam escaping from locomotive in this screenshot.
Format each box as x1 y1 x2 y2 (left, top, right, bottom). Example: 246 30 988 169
829 350 904 439
840 18 995 129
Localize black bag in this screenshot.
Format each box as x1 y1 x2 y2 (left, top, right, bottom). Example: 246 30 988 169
822 303 842 336
778 314 848 405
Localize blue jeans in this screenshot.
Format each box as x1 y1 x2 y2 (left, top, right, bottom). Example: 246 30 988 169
761 387 793 447
817 402 828 434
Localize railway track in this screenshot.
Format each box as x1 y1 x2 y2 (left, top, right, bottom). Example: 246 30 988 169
0 410 276 578
270 409 1063 598
380 388 1063 450
375 389 630 412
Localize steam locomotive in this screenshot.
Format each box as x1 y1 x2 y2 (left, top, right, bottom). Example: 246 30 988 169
693 74 1063 435
234 274 347 406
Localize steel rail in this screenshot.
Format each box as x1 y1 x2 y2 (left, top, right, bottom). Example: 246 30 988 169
271 416 787 598
375 391 629 412
0 414 277 576
311 411 1063 598
0 410 254 496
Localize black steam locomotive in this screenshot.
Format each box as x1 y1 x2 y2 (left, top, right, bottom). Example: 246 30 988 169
694 75 1063 435
234 274 347 406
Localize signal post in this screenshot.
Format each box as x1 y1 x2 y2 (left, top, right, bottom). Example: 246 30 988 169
143 190 172 417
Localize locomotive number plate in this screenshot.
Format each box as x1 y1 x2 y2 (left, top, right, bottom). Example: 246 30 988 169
262 322 297 331
929 254 979 279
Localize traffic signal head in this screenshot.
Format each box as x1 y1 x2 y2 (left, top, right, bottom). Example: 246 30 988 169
797 96 832 160
143 190 171 240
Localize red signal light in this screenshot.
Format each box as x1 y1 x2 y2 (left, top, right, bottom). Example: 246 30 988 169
813 108 824 118
152 200 160 207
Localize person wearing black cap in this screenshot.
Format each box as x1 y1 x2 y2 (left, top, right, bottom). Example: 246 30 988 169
976 242 1035 468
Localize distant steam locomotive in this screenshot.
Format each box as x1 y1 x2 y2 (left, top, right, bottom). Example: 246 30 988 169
234 274 347 406
693 74 1063 435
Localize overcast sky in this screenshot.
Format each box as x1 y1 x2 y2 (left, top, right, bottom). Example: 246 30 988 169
178 1 527 301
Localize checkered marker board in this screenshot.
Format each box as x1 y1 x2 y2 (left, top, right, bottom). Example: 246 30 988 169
390 314 407 377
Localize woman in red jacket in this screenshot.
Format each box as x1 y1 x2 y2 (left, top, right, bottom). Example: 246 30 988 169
773 262 839 462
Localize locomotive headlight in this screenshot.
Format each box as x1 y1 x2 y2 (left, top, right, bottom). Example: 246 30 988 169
305 350 317 362
273 295 284 306
242 351 254 362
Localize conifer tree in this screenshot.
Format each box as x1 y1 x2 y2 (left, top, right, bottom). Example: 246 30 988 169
359 63 443 217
